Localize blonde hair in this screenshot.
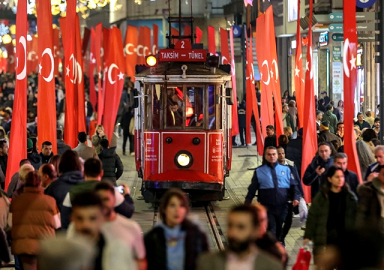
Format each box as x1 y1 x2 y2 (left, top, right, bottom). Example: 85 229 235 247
284 126 293 137
19 164 35 183
94 125 104 136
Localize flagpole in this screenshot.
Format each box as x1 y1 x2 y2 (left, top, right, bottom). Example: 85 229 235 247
379 0 384 143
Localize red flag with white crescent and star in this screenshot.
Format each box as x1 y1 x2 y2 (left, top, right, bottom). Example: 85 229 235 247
27 35 38 74
208 26 216 55
343 0 362 183
256 13 274 141
89 28 97 110
143 26 152 60
229 27 239 137
75 15 86 134
5 0 27 191
6 44 15 74
36 0 57 153
302 0 317 202
95 23 103 124
153 24 158 55
102 27 126 140
220 28 230 65
294 0 304 129
124 25 138 81
53 27 61 77
136 27 145 65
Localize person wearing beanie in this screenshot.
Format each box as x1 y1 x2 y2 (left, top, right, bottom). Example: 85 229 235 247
27 138 42 170
318 120 342 154
322 104 338 134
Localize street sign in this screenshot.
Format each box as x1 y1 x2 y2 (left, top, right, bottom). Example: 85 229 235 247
358 34 376 42
332 33 344 42
356 0 377 9
356 22 376 31
329 24 343 32
329 12 375 22
329 13 343 22
233 25 242 38
159 49 207 62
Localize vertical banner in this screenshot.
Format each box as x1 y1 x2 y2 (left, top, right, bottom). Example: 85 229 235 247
5 0 27 190
102 27 126 140
343 0 361 183
82 27 91 57
136 27 145 65
95 24 103 124
89 28 97 110
53 28 61 77
294 0 304 129
208 26 216 55
230 27 239 137
124 25 138 81
195 27 203 43
75 16 86 133
6 44 15 74
256 14 274 140
27 35 38 74
265 7 283 141
152 24 158 55
302 0 317 202
220 28 230 65
143 26 151 59
37 0 57 153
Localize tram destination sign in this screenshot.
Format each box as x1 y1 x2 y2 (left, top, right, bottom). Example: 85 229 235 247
159 49 207 62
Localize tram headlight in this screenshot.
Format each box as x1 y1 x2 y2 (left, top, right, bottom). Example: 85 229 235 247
174 151 193 169
146 55 157 67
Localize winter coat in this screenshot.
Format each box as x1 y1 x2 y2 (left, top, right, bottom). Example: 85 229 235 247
286 136 303 177
365 162 379 181
98 149 124 183
264 135 277 151
44 170 84 214
283 112 294 130
304 185 356 249
92 134 107 154
303 155 333 199
333 107 342 121
121 111 134 136
40 152 54 164
27 152 42 170
73 143 98 161
318 130 342 153
145 219 209 270
356 178 384 232
57 139 71 155
10 187 59 255
354 120 371 131
0 155 7 177
237 104 246 128
322 110 338 134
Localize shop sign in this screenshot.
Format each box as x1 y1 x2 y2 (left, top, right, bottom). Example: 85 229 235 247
329 12 375 22
329 13 343 22
332 33 344 42
332 62 343 95
329 22 375 32
332 46 342 62
329 24 343 32
358 34 376 42
356 0 377 9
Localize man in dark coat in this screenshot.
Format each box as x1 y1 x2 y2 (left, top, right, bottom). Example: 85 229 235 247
355 112 371 130
56 129 71 155
330 101 341 121
331 153 359 195
121 107 134 155
40 141 54 164
321 91 330 106
303 142 333 199
317 121 342 153
237 100 246 146
98 139 124 185
286 128 303 177
264 125 277 151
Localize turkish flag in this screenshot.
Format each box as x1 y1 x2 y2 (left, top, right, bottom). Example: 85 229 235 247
27 35 38 74
102 27 125 140
97 27 109 125
143 26 151 58
294 0 304 129
5 0 27 191
89 28 97 111
230 27 239 137
6 44 15 74
37 0 57 153
153 24 158 55
195 27 203 43
220 28 230 65
302 0 317 202
75 16 86 133
53 28 61 77
343 0 362 183
208 26 216 55
124 25 138 81
82 27 91 57
265 7 284 141
60 0 77 148
95 24 103 124
136 27 145 65
256 13 274 140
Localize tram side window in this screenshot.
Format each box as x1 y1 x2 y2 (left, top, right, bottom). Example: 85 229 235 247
186 87 204 127
152 85 161 129
166 87 183 127
144 85 152 129
208 85 216 129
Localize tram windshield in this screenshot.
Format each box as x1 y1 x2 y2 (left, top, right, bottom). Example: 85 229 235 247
143 84 221 130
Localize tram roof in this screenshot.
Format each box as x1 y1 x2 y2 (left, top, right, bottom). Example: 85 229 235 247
135 62 232 84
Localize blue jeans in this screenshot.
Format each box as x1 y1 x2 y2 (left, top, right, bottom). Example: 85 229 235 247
266 204 289 240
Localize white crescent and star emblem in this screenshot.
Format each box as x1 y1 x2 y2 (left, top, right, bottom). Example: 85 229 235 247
343 38 356 78
39 48 54 82
272 59 279 82
125 43 134 55
152 44 158 55
16 36 27 80
261 60 271 85
222 56 228 65
107 63 124 85
306 46 313 79
9 55 15 64
100 48 104 58
231 59 236 75
67 54 82 84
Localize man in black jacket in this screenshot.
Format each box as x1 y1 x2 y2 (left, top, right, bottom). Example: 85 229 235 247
99 139 124 185
303 142 333 199
121 107 134 156
264 125 277 150
56 129 71 155
40 141 54 164
331 153 359 195
0 141 8 189
286 128 303 177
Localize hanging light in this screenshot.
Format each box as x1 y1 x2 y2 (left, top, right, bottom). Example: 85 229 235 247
2 34 12 44
2 50 8 58
9 24 15 35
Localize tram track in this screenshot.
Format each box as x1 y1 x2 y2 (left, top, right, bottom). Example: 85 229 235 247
205 202 226 251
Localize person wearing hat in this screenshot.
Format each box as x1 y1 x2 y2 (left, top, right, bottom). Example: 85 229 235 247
27 138 42 170
318 120 342 154
321 91 330 106
322 104 338 134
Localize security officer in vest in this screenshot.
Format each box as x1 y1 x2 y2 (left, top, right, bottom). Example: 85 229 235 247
245 146 301 239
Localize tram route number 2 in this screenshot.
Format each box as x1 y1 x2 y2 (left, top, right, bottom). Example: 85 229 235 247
159 49 207 62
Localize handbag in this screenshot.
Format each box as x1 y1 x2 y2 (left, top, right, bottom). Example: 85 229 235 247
299 197 308 222
292 248 311 270
129 118 135 135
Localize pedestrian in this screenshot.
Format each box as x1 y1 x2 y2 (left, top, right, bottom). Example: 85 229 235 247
283 126 293 140
197 205 283 270
361 128 378 144
98 139 124 185
38 164 57 189
337 100 344 121
6 159 31 198
329 101 341 121
27 138 42 170
369 138 380 152
145 188 208 270
94 182 146 270
40 141 54 164
303 142 333 199
357 140 376 180
336 122 344 142
330 153 360 195
317 121 342 153
12 163 35 199
61 158 134 229
286 128 303 178
237 100 246 146
364 145 384 181
303 166 357 264
49 155 61 177
278 135 289 152
9 171 61 270
282 104 294 130
322 105 338 134
92 124 107 154
73 132 98 161
364 111 375 127
121 107 135 156
44 150 84 214
321 91 330 106
355 112 371 131
56 129 71 155
67 192 135 270
0 140 8 188
245 147 300 239
316 110 324 132
318 99 326 112
372 117 380 137
264 125 277 151
288 100 297 131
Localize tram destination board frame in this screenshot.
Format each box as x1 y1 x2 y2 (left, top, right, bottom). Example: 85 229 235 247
159 49 207 62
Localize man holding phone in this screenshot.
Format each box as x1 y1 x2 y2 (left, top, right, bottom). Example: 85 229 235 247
61 158 134 229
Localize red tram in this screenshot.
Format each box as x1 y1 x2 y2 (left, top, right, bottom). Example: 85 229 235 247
133 39 234 202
